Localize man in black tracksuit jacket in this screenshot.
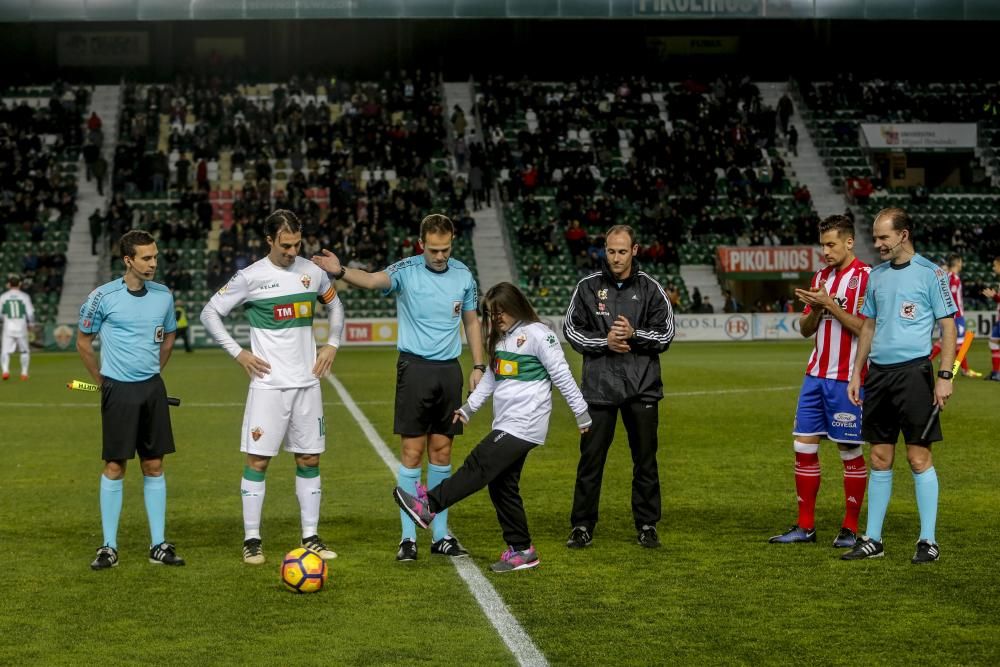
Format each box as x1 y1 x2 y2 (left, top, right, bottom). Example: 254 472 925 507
563 224 675 549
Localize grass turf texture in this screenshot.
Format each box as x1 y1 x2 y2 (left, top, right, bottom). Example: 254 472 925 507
0 342 997 665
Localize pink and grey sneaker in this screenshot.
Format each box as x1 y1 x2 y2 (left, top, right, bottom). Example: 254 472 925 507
489 545 540 573
393 483 435 529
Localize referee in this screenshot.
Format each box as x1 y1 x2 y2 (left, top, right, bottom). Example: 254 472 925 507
312 214 485 561
843 208 957 564
77 230 185 570
563 224 675 549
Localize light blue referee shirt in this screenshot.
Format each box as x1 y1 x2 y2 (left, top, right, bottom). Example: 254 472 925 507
384 256 478 361
860 254 957 365
79 278 177 382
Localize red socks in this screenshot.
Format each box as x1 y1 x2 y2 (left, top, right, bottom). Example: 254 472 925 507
840 448 867 533
793 442 821 530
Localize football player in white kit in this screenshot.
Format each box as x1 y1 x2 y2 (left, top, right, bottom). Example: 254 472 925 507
1 275 35 381
201 211 345 565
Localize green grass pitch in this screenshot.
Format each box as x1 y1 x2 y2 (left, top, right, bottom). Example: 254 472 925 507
1 342 998 665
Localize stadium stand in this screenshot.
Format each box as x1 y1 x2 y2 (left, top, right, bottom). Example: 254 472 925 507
475 74 819 313
796 77 1000 309
107 71 477 320
0 83 88 325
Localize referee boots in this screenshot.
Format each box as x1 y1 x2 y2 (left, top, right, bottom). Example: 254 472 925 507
911 539 940 564
431 536 469 558
637 525 662 549
149 542 185 566
840 536 884 560
396 539 418 562
90 545 119 570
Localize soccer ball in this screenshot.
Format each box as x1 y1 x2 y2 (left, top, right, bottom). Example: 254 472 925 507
281 547 328 593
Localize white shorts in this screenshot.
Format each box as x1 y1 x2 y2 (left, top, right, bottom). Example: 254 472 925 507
240 384 326 457
1 334 29 355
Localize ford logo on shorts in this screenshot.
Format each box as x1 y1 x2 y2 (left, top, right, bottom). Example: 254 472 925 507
833 412 856 423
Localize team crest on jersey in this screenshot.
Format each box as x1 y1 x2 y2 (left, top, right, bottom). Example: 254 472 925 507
300 274 311 289
848 276 860 290
516 334 527 348
597 288 608 300
900 301 917 320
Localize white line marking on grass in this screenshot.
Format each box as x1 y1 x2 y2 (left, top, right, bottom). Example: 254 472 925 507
325 373 548 667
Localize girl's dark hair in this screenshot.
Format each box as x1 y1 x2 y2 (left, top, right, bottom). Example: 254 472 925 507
265 209 302 240
481 282 540 368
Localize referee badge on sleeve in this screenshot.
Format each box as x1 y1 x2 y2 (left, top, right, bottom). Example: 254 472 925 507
154 325 165 342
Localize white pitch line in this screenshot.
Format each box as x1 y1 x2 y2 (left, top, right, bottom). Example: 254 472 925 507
324 373 548 667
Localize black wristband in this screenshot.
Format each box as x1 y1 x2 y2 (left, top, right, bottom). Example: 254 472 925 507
332 266 346 280
473 364 487 372
937 370 953 380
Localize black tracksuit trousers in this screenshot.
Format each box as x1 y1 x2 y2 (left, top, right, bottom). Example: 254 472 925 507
570 400 661 533
427 430 538 550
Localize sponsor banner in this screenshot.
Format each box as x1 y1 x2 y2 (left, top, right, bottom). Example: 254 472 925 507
860 123 978 152
752 313 804 340
57 31 150 67
34 311 999 350
648 35 740 56
717 246 825 275
635 0 762 18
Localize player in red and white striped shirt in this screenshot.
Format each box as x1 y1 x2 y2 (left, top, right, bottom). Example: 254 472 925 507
930 254 982 377
983 255 1000 382
770 215 870 548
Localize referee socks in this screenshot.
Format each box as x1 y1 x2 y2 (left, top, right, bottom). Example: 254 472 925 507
427 463 452 543
398 465 421 543
143 474 167 547
865 469 893 543
912 467 939 544
99 474 123 550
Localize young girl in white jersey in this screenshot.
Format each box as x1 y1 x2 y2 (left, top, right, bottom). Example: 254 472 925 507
394 282 591 572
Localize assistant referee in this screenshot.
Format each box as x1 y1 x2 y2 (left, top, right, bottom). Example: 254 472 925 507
77 230 186 570
844 208 957 564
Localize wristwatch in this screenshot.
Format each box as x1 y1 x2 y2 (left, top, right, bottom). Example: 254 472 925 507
473 364 487 373
332 266 346 280
937 370 954 380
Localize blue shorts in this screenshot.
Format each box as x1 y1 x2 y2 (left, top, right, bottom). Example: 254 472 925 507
992 320 1000 340
955 315 966 342
793 375 863 444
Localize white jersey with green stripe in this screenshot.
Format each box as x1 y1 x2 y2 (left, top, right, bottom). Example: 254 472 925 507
0 289 34 338
205 256 336 389
465 321 589 444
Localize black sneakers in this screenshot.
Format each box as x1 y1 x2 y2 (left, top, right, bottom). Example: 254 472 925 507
566 526 592 549
302 534 338 560
90 546 119 571
832 527 858 548
149 542 185 566
431 536 469 558
840 537 884 560
911 539 940 564
396 539 417 562
637 525 661 549
243 538 265 565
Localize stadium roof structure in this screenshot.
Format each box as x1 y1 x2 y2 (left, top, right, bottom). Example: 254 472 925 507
6 0 1000 22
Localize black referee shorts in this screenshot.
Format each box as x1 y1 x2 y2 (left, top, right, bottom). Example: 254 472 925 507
862 358 940 446
394 352 464 437
101 375 176 461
